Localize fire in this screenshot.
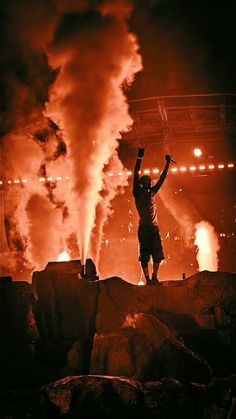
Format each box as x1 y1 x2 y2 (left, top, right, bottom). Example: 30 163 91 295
137 280 145 286
194 221 220 271
57 251 70 262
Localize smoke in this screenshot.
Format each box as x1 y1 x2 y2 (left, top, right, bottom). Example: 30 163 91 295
46 2 142 264
90 152 128 266
25 193 66 270
158 178 220 272
158 181 198 246
194 221 220 272
0 0 142 274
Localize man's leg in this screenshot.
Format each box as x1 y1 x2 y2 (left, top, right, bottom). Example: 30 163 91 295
152 261 160 279
141 261 151 284
151 226 164 284
138 225 151 284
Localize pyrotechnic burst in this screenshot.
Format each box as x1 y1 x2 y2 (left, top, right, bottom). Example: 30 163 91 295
0 0 142 275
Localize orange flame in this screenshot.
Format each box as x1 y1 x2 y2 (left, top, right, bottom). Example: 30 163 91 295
57 251 70 262
194 221 220 271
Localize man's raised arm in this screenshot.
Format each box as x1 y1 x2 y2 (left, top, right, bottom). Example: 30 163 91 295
152 154 171 194
133 146 144 196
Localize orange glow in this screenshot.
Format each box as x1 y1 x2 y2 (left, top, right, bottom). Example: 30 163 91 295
190 166 196 171
137 280 145 286
180 167 187 172
171 167 177 172
194 221 219 271
208 165 215 169
193 148 202 157
57 251 70 262
218 164 224 169
199 165 205 170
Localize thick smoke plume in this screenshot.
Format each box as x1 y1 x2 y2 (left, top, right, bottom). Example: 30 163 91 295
0 0 142 276
46 3 142 264
194 221 220 272
158 179 220 271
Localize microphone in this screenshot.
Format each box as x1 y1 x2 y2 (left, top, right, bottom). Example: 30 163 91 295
170 157 177 164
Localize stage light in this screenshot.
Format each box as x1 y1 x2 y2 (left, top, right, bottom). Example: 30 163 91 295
118 172 123 176
180 167 187 172
193 148 202 157
143 169 150 174
171 167 177 172
228 163 234 168
47 177 53 181
108 172 114 177
126 171 132 176
13 179 20 183
199 165 206 170
152 168 159 174
39 177 46 182
56 176 62 181
190 166 196 171
137 280 145 286
8 180 12 184
218 164 224 169
208 165 215 170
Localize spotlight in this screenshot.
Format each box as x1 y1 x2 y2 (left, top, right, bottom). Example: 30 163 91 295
193 148 202 157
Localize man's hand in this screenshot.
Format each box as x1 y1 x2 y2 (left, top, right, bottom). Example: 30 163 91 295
165 154 177 164
137 145 145 159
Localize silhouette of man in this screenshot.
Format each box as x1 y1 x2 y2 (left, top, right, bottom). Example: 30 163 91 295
133 146 171 285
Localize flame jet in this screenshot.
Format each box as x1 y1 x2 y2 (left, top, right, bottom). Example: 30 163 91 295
194 221 220 271
46 5 142 264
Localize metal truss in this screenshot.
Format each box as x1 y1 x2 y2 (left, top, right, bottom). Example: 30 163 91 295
124 93 236 147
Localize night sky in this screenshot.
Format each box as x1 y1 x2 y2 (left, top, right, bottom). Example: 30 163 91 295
128 0 236 98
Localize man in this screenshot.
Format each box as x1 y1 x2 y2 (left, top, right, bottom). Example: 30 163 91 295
133 146 172 285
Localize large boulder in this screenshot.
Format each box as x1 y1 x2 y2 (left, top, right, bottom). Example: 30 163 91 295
1 269 236 390
90 312 211 384
0 278 40 389
32 270 99 373
1 375 236 418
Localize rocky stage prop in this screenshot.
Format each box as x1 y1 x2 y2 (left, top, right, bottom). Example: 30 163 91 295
1 267 236 417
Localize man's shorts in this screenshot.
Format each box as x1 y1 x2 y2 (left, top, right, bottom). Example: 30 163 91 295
138 224 164 263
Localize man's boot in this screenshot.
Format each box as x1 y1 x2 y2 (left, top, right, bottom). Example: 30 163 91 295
145 276 152 285
151 274 160 285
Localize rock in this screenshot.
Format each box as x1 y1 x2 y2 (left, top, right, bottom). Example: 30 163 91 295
1 375 236 418
90 312 211 384
0 280 40 390
32 271 98 341
1 269 236 391
143 377 194 419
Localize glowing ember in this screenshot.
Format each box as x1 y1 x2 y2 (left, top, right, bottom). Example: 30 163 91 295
57 251 70 262
137 280 145 286
194 221 220 271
